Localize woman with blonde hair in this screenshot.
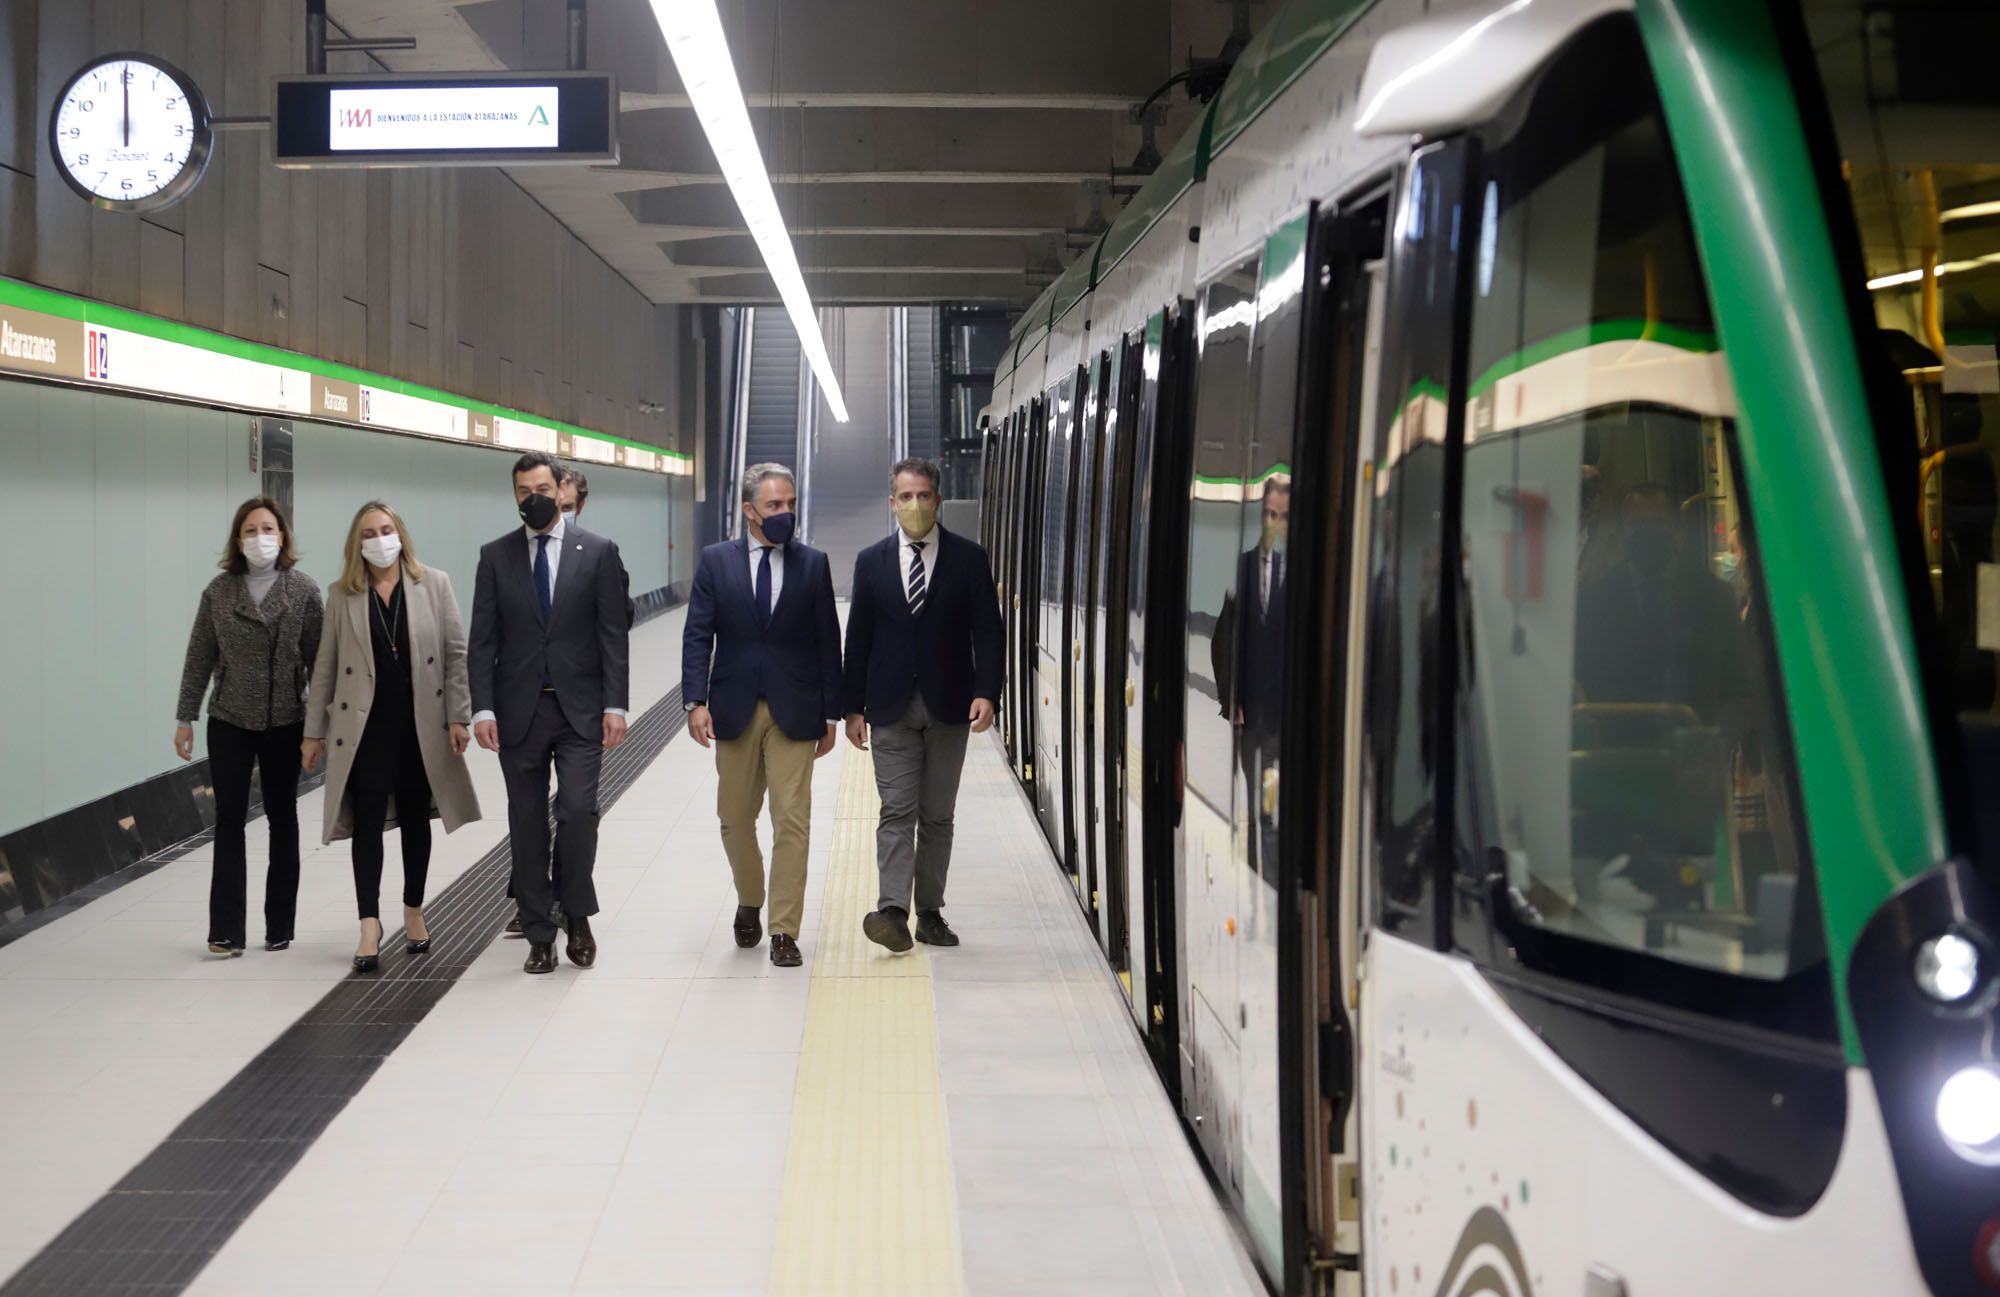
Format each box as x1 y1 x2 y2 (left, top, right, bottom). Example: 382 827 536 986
175 497 324 957
303 502 480 971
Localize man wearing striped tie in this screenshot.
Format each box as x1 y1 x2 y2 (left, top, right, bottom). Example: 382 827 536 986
843 458 1005 952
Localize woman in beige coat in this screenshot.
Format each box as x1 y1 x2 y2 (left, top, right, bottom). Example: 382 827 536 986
302 502 480 971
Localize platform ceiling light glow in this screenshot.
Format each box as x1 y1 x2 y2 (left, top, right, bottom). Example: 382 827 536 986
648 0 849 423
1937 1065 2000 1160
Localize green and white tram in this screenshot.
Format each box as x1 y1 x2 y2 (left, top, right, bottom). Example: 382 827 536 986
978 0 2000 1292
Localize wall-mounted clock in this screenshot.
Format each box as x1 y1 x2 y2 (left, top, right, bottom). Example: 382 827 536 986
49 53 213 213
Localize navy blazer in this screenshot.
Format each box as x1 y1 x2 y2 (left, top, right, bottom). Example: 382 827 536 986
681 535 843 743
843 525 1004 725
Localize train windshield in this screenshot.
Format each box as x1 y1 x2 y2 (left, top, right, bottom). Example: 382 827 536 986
1808 1 2000 848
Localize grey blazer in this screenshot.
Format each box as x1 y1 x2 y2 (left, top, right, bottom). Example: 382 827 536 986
304 567 482 844
176 569 325 731
468 523 631 746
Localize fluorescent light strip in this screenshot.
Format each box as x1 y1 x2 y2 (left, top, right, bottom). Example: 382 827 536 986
1941 200 2000 225
1868 250 2000 292
649 0 850 424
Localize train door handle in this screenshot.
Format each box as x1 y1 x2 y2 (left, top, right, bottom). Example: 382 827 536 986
1584 1266 1628 1297
1125 681 1136 707
1074 640 1082 660
1262 767 1279 816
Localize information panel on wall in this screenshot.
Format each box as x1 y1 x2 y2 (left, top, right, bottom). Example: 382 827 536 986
273 72 616 167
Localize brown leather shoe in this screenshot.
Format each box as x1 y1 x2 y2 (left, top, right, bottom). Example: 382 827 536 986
769 933 802 967
504 916 524 937
733 905 763 948
524 941 557 974
565 915 597 969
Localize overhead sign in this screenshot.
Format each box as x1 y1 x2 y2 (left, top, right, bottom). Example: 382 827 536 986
274 72 615 168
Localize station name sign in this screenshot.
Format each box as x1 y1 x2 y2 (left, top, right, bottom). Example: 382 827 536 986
274 72 616 168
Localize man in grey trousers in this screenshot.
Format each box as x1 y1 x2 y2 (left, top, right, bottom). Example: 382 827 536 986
843 458 1005 952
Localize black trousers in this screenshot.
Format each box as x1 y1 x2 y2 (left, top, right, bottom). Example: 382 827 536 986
207 718 303 948
502 693 602 945
349 774 434 921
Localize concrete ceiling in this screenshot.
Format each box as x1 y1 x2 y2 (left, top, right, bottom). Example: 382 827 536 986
327 0 1272 306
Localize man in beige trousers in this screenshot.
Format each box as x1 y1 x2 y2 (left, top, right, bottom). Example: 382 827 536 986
680 464 843 967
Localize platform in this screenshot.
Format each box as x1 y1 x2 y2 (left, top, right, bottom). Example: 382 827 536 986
0 610 1262 1296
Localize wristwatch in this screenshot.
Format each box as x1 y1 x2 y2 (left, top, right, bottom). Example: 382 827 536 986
685 699 704 712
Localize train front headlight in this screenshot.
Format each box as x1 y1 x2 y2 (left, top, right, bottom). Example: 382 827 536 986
1915 931 1982 1003
1936 1064 2000 1162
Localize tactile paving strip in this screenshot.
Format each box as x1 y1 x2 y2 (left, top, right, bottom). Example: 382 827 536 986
766 748 966 1296
0 690 685 1296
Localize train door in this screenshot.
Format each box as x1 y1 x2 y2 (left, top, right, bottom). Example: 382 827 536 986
1181 253 1260 1198
1019 397 1048 799
1282 191 1387 1292
1035 378 1074 853
1142 302 1196 1091
1099 334 1145 983
1074 353 1113 932
1006 404 1031 776
992 413 1015 765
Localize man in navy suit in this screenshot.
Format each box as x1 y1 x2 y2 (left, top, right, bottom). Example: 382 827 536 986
681 463 842 967
843 457 1004 952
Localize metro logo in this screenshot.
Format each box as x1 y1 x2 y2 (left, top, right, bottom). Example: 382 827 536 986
338 107 373 129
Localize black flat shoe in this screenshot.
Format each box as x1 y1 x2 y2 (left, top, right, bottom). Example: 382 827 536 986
207 942 243 958
264 939 291 952
564 916 597 969
770 933 802 967
524 941 557 974
915 911 959 947
733 905 763 949
862 908 913 953
503 916 524 938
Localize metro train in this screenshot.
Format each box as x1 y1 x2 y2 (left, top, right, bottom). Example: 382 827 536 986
975 0 2000 1293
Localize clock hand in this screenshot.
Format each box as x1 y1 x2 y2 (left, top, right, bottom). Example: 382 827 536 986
122 68 130 147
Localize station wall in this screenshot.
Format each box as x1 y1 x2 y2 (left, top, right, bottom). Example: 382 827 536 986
0 375 692 916
0 0 701 453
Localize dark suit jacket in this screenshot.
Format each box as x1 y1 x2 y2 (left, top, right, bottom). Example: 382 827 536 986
681 535 843 743
844 526 1004 726
469 521 632 746
1212 546 1287 737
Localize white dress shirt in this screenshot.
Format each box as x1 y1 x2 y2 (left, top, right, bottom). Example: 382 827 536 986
472 512 626 725
900 523 936 605
1259 548 1283 613
748 533 785 605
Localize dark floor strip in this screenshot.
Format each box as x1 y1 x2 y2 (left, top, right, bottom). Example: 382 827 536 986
1 688 685 1296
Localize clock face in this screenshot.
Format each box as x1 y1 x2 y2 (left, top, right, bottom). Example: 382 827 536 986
49 54 212 212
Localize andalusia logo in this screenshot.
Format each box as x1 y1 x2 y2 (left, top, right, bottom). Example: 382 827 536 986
1429 1207 1535 1297
528 106 550 127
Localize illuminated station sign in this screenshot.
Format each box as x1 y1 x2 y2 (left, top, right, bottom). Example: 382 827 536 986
273 72 616 167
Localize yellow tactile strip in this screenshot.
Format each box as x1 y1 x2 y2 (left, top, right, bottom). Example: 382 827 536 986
767 749 966 1296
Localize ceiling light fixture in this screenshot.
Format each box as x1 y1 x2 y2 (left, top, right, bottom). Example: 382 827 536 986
648 0 849 423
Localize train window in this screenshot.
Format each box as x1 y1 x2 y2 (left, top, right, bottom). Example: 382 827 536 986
1452 18 1828 1006
1186 259 1261 822
1362 142 1469 944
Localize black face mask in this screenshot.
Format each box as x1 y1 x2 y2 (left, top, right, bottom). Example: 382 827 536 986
519 492 559 531
1625 523 1675 576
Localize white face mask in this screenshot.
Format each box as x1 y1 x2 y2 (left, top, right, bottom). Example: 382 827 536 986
361 534 403 570
241 533 281 571
560 507 576 519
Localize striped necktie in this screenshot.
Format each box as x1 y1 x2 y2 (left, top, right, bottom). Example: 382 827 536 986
907 540 927 616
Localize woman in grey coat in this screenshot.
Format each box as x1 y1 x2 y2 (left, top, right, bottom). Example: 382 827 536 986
174 497 324 956
302 502 480 972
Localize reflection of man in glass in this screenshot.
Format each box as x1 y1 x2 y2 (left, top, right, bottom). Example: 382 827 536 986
1220 478 1290 878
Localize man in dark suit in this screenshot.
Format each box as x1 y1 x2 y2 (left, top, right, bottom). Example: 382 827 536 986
1212 477 1289 879
844 457 1004 952
471 451 631 975
681 463 842 968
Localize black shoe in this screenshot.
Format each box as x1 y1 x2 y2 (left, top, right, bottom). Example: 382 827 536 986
770 933 802 967
915 911 959 947
504 916 524 938
406 936 432 955
734 905 763 949
207 941 243 958
264 939 291 952
862 908 914 953
524 942 558 974
354 918 382 972
564 916 597 969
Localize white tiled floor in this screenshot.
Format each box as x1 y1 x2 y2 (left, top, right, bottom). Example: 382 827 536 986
2 601 1263 1296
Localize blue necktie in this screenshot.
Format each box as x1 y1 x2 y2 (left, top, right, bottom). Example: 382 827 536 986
535 533 553 621
755 545 774 626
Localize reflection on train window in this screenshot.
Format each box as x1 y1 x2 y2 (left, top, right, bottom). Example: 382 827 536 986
1186 259 1260 819
1808 6 2000 846
1455 18 1819 983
